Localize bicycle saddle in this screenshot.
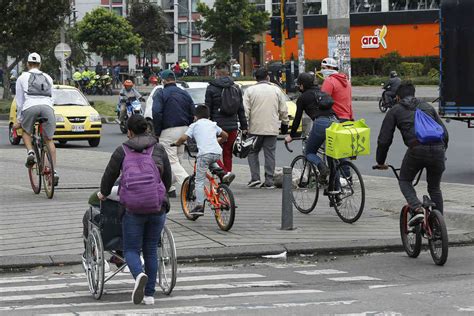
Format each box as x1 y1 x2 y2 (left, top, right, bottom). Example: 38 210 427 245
422 195 436 208
209 163 223 175
36 117 49 123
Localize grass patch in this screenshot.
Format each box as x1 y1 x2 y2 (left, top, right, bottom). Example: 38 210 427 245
92 100 117 117
351 75 439 86
0 99 12 114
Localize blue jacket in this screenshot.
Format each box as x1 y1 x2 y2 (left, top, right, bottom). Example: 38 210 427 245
152 83 195 136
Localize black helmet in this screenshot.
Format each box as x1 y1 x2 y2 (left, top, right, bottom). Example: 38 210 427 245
390 71 398 78
296 72 315 90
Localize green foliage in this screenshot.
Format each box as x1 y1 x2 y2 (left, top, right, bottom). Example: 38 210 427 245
399 62 424 77
380 51 402 74
76 8 142 64
428 68 439 78
128 1 170 56
196 0 269 61
0 100 10 114
90 100 117 117
351 75 439 86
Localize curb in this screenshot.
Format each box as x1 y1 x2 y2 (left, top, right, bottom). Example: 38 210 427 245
1 232 473 270
352 96 435 102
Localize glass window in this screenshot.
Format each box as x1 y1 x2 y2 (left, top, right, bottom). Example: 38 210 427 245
191 0 199 12
178 44 188 60
389 0 439 11
186 88 206 104
191 22 199 35
166 34 174 53
178 22 188 38
112 0 122 3
178 0 189 16
303 0 322 15
192 43 201 57
53 89 89 106
112 7 123 16
163 0 174 10
249 0 266 12
350 0 381 13
272 0 297 16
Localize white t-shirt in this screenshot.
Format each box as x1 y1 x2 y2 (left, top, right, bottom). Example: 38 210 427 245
15 68 54 121
185 119 223 156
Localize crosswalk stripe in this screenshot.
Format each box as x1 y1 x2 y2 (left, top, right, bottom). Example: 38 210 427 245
42 299 359 316
327 276 381 282
368 284 403 289
295 269 348 275
0 289 324 311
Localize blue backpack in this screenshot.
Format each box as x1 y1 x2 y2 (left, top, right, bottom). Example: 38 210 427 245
414 107 444 144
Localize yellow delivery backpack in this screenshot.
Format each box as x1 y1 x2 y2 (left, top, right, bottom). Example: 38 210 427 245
325 119 370 159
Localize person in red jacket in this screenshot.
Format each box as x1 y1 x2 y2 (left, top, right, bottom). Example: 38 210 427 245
320 57 354 122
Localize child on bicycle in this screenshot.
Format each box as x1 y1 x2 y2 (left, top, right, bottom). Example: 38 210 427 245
173 105 235 216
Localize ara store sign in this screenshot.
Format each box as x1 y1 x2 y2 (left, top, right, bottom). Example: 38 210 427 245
361 25 388 49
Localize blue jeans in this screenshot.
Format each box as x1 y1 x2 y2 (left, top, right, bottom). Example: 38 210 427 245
122 211 166 297
196 153 221 205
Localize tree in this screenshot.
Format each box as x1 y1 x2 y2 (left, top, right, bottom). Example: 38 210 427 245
196 0 269 61
128 0 171 66
0 0 70 99
76 7 142 66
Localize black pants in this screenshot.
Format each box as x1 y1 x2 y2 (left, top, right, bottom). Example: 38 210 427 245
384 91 395 104
399 144 446 213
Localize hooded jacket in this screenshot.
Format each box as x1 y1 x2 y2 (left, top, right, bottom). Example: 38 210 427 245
376 96 449 165
100 135 172 212
321 73 353 120
205 76 248 132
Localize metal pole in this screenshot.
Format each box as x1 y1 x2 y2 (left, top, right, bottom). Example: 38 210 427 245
280 0 286 64
327 0 351 80
60 27 66 85
281 166 294 230
296 0 305 74
188 0 192 69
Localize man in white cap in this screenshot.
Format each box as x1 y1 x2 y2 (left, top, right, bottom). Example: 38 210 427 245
12 52 59 185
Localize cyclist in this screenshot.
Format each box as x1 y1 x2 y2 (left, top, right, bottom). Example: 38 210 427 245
118 80 142 122
375 82 449 226
12 52 59 185
383 71 401 105
173 105 235 216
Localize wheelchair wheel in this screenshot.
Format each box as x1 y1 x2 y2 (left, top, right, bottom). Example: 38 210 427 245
158 225 177 295
85 226 105 300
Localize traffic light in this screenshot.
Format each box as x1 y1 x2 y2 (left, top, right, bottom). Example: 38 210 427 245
270 17 282 47
286 17 298 39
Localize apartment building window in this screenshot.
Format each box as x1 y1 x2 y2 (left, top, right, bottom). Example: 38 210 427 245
178 0 189 17
191 22 199 35
303 0 322 15
178 44 188 60
112 7 123 16
166 34 174 53
191 0 199 12
350 0 381 12
249 0 266 12
272 0 296 16
178 22 189 39
192 44 201 57
389 0 439 10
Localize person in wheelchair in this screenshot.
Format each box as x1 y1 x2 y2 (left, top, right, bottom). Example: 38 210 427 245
96 115 172 305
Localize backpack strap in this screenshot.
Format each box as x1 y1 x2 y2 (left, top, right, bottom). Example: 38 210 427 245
144 146 154 156
122 144 132 155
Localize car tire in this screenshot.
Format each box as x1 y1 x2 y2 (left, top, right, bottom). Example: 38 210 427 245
58 140 68 145
9 124 21 145
88 138 100 147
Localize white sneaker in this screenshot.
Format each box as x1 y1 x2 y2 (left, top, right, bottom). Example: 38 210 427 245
142 296 155 305
132 273 148 304
104 260 110 273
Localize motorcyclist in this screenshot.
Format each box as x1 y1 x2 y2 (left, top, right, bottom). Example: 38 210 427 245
119 80 143 121
383 71 401 105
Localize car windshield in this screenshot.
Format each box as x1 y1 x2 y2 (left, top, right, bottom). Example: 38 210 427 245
53 89 89 106
187 88 206 105
240 84 290 101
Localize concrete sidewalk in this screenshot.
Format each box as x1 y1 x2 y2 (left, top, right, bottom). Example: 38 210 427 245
0 146 472 269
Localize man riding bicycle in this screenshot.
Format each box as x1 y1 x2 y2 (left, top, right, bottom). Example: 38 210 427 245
375 82 449 226
12 52 59 185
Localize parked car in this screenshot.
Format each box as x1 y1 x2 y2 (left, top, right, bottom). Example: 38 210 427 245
9 85 102 147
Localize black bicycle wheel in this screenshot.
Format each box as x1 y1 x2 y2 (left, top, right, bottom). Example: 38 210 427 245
399 206 422 258
290 155 319 214
428 209 449 266
180 176 199 221
379 99 388 113
215 184 236 231
332 161 365 223
28 142 42 194
42 147 55 199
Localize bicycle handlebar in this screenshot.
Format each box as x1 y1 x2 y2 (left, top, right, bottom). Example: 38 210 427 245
171 143 196 159
283 136 306 153
372 164 423 186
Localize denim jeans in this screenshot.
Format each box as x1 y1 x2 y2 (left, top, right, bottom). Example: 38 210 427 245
122 211 166 297
399 144 446 213
196 153 221 205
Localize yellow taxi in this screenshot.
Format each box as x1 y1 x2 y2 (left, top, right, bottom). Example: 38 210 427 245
8 85 102 147
235 81 303 136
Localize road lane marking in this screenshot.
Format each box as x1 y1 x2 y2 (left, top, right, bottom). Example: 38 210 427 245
368 284 403 289
0 289 324 311
327 276 381 282
295 269 348 275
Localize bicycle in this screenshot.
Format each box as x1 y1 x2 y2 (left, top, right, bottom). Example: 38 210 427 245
27 117 55 199
285 137 365 223
373 165 448 266
178 144 236 231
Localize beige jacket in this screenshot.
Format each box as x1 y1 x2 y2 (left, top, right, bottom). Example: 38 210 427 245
243 81 289 136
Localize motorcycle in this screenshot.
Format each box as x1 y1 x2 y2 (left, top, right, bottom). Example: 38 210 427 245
379 83 397 113
117 95 144 134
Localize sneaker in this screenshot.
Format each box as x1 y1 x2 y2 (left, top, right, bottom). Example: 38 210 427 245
247 180 261 188
260 183 276 189
53 171 59 187
142 296 155 305
222 172 236 185
408 208 425 226
189 205 204 216
317 163 329 179
168 189 177 198
25 151 36 168
329 194 343 207
132 273 148 304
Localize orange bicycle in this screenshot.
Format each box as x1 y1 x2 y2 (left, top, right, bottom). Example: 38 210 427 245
179 144 236 231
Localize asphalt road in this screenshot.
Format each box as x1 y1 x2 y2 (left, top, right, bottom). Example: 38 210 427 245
1 101 473 184
1 246 473 315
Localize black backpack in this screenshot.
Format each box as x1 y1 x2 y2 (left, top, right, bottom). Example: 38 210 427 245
219 84 241 115
313 89 334 110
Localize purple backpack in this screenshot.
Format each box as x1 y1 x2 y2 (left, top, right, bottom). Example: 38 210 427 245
119 145 166 214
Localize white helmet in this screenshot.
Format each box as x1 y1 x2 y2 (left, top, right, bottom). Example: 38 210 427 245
321 57 338 69
27 52 41 64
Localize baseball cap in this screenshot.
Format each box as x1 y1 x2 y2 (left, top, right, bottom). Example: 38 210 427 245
27 52 41 64
160 69 176 80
